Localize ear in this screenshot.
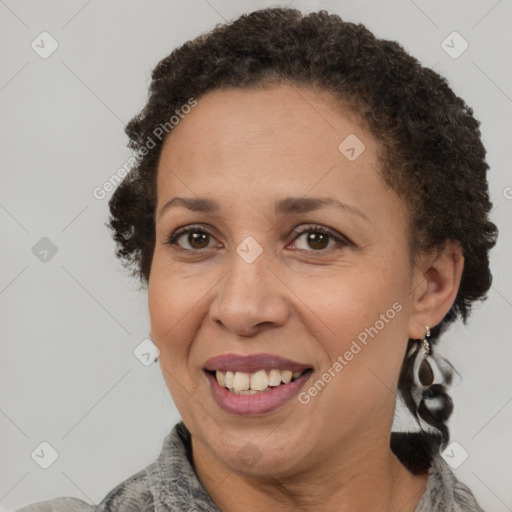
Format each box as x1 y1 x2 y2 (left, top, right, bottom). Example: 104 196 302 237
408 240 464 340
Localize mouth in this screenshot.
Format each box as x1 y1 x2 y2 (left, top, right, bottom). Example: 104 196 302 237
206 368 309 394
203 353 313 415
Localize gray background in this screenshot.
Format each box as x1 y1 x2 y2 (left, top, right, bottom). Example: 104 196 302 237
1 0 511 510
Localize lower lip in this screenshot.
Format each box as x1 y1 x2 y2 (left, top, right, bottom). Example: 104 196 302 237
205 371 312 415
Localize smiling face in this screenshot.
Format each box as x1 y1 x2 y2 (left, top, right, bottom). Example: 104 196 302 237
148 84 426 479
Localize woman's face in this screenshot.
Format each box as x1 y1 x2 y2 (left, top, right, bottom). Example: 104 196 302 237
148 84 423 477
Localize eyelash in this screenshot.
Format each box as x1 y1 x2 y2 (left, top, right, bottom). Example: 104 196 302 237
165 223 351 254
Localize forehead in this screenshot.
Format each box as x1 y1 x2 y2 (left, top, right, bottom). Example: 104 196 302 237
160 84 375 157
155 84 389 211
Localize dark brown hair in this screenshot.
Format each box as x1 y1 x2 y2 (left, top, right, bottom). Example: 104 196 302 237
107 8 497 458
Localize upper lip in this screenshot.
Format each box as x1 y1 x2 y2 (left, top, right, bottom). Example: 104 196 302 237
204 353 312 373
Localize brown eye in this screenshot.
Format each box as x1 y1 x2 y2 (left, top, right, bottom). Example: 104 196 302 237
187 232 210 249
306 232 330 250
289 225 350 253
166 226 217 251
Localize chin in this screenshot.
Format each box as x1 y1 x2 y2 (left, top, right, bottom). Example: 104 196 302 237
200 417 317 478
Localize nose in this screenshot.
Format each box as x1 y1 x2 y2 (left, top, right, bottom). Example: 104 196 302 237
209 251 290 337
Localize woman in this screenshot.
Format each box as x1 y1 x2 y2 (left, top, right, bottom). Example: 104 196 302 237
18 7 496 512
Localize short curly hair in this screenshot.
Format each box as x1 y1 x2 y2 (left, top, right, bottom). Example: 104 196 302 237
107 7 497 455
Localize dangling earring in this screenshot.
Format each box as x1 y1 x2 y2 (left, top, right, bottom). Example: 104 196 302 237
412 325 444 389
408 325 455 435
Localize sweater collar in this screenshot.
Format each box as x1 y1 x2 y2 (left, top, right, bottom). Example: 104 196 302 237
145 422 220 511
145 422 468 512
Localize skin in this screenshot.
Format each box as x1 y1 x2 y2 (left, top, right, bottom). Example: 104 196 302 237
147 84 464 511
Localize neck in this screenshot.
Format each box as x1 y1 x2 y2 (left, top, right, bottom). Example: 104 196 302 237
192 429 429 512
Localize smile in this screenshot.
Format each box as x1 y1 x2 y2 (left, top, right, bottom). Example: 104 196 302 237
213 369 305 394
204 353 313 415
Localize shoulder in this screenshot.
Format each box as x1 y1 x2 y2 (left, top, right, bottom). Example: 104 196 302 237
15 497 96 512
15 423 216 512
96 464 155 511
415 454 486 512
15 464 156 512
390 431 486 511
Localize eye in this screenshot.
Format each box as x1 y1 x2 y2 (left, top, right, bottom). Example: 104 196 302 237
165 225 219 251
164 224 350 253
288 225 350 252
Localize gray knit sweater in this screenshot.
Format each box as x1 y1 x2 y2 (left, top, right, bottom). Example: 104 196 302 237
16 422 485 512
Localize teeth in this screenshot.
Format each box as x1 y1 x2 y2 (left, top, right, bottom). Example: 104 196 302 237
214 368 305 393
280 370 292 384
250 370 269 391
233 371 250 392
268 369 282 387
216 370 225 387
224 371 235 389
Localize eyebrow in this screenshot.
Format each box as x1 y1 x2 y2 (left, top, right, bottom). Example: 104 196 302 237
158 196 370 222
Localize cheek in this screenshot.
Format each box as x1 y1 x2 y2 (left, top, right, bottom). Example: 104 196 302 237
293 263 409 339
148 272 203 420
291 260 412 402
298 275 410 426
147 264 199 362
148 249 209 332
